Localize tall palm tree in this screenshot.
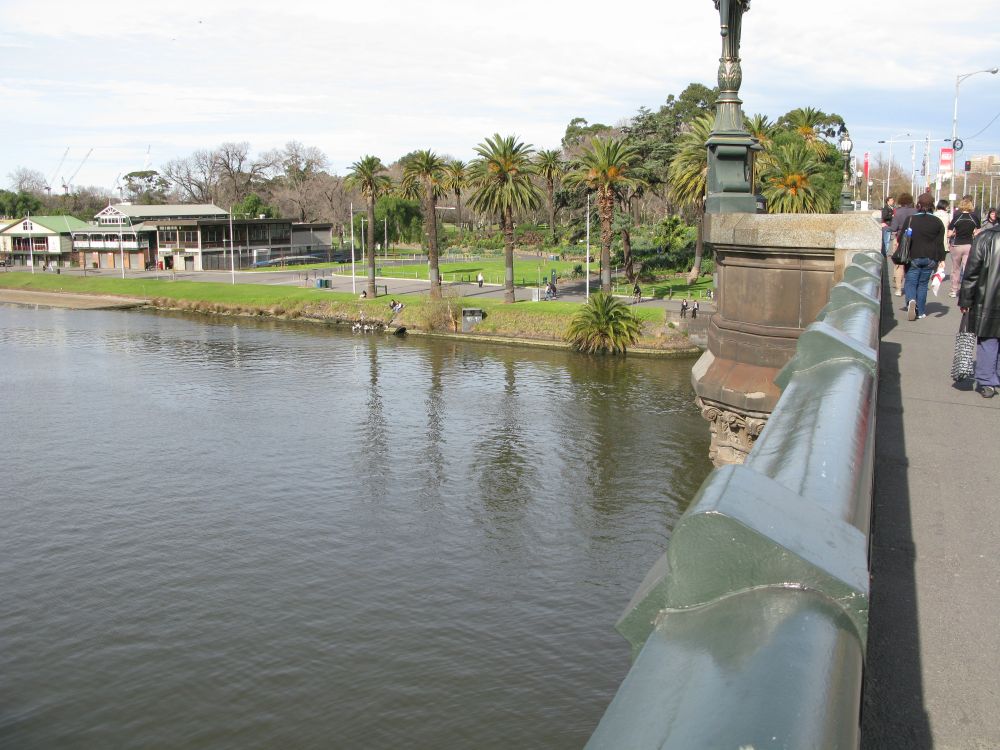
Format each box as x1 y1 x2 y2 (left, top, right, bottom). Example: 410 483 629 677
467 134 541 304
759 141 826 213
667 114 713 283
565 137 644 293
745 113 777 192
442 160 469 231
345 155 392 298
402 150 449 299
533 149 564 240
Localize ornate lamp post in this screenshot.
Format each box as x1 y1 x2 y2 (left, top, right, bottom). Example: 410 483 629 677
706 0 760 214
839 131 854 212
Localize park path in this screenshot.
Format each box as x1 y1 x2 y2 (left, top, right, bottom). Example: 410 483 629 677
863 278 1000 749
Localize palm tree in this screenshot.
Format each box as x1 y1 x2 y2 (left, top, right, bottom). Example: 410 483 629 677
402 150 449 299
565 292 642 354
534 149 564 240
745 113 777 192
667 114 713 283
442 160 469 231
467 134 541 304
345 155 392 298
781 107 831 156
564 137 644 293
759 141 826 213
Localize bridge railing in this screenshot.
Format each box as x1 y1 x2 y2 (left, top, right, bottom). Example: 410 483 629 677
586 250 883 750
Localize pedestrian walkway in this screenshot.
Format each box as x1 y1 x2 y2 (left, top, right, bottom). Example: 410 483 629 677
863 275 999 748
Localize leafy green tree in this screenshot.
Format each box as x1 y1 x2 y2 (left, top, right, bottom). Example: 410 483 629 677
565 137 644 292
123 170 169 204
232 192 279 218
759 140 827 213
375 195 423 244
345 155 392 298
402 150 449 299
562 117 614 149
0 189 43 218
565 292 642 354
467 134 541 304
534 149 564 240
667 114 713 281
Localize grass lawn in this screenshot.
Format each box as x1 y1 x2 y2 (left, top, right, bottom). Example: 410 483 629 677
0 271 683 344
615 276 715 300
333 258 585 286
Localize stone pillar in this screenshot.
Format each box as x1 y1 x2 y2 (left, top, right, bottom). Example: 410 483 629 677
692 213 881 465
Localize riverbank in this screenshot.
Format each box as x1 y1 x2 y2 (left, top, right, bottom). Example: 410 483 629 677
0 274 701 357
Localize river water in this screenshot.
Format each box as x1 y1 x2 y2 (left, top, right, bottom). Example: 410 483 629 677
0 303 711 749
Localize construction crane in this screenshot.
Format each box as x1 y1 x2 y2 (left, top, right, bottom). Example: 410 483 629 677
62 148 93 193
46 147 70 194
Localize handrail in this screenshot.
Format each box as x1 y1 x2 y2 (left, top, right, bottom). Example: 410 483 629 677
586 250 883 749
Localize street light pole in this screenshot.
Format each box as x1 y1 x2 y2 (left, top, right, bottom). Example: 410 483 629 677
27 211 34 274
839 131 854 213
229 208 236 285
349 202 356 295
953 67 999 147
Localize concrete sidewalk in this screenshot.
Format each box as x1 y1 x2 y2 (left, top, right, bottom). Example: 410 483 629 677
863 275 1000 748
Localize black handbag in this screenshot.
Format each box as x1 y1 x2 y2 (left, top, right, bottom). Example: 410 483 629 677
891 216 913 265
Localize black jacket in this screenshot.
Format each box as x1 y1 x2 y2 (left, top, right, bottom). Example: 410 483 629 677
959 226 1000 338
906 212 946 262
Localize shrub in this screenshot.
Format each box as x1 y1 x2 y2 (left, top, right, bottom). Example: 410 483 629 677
564 292 642 355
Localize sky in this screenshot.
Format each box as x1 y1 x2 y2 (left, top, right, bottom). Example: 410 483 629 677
2 0 999 195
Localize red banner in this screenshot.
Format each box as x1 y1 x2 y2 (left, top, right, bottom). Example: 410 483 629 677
863 152 870 182
940 147 954 177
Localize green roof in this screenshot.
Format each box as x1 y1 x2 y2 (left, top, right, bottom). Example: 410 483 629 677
2 215 91 236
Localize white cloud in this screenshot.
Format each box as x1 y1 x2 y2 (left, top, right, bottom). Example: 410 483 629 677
2 0 999 187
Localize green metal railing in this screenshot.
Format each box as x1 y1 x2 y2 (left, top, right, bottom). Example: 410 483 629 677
586 250 883 749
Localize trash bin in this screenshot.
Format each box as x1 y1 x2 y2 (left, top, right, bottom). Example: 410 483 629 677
531 288 541 302
461 308 484 332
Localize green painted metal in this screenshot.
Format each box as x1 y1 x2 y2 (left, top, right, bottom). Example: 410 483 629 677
589 248 883 749
588 588 864 750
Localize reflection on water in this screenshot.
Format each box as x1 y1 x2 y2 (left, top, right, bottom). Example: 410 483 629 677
0 304 711 750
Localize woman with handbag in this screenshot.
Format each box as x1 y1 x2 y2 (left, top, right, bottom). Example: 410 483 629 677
889 192 917 296
902 193 946 320
948 196 980 297
958 221 1000 397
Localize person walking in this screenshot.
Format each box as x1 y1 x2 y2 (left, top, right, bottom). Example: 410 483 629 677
934 199 951 247
890 193 917 296
632 282 641 304
982 207 998 231
477 272 484 288
881 196 896 256
902 193 946 321
958 220 1000 397
680 298 688 318
691 300 699 319
948 196 980 297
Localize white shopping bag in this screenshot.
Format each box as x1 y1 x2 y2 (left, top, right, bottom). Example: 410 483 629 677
930 263 948 296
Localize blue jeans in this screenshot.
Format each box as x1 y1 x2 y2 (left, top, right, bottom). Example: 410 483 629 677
903 258 935 316
976 338 1000 387
882 228 893 256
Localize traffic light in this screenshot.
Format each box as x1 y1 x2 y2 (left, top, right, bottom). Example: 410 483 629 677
964 160 972 172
